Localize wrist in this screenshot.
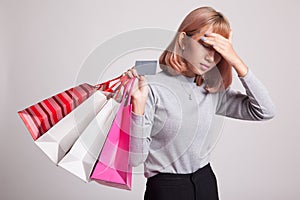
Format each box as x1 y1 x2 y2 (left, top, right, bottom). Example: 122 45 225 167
232 59 248 77
131 97 147 115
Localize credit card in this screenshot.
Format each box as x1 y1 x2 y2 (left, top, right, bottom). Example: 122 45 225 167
135 60 157 75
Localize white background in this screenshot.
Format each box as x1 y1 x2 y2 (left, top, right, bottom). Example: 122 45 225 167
1 0 300 199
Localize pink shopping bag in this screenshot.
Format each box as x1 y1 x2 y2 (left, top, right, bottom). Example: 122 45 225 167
91 78 136 190
57 78 126 182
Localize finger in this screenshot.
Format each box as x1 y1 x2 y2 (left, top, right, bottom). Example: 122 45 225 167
131 68 140 78
202 35 229 51
138 76 148 88
201 37 218 48
126 70 134 78
211 43 222 53
127 67 140 78
204 33 228 44
204 33 223 40
139 75 146 82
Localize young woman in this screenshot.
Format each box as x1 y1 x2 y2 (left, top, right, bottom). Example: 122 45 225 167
125 6 275 200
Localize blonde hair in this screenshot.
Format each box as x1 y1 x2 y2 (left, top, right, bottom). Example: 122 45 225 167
159 7 232 92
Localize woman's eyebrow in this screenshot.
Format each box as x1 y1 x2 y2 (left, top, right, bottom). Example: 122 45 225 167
198 39 213 49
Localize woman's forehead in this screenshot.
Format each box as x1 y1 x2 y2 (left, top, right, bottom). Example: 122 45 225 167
191 26 213 38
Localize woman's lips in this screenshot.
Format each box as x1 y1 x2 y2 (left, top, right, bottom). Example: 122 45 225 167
200 63 210 71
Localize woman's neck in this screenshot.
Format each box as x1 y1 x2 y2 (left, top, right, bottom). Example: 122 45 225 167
181 70 196 78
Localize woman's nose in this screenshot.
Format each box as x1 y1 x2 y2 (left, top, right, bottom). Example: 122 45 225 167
205 50 216 63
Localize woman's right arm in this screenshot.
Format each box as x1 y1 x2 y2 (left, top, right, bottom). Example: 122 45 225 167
125 68 155 167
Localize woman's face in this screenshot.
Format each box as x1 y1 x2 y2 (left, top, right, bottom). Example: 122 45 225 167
182 27 222 76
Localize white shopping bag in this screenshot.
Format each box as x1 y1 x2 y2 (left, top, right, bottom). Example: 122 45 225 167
35 91 107 164
58 98 119 182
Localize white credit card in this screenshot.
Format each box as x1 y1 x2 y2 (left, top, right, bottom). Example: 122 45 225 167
135 60 157 75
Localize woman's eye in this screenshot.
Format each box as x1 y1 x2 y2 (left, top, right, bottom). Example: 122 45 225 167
199 41 211 49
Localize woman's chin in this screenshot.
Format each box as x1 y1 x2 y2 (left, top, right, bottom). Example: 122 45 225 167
195 66 207 75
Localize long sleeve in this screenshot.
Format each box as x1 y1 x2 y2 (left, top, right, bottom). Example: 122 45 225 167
129 85 156 167
216 69 276 120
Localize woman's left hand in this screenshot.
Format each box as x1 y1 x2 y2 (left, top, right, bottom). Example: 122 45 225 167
202 31 248 77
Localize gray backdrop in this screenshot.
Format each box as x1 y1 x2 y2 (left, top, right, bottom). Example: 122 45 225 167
1 0 300 199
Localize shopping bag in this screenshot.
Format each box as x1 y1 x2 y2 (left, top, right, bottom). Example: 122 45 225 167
33 75 125 165
90 78 135 190
58 97 120 182
18 75 121 141
18 83 96 140
35 90 107 164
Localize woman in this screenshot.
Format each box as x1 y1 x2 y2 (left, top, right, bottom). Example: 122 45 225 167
126 6 275 200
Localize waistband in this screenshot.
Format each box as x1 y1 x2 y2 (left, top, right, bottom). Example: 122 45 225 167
147 163 212 181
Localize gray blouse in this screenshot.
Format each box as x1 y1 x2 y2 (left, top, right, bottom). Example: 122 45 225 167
129 68 275 178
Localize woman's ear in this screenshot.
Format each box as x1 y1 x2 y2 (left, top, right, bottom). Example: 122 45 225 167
177 32 187 50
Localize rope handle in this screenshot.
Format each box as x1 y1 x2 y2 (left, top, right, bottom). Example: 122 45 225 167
94 74 123 91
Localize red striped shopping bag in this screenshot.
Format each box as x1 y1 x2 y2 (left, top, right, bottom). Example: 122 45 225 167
18 76 121 141
18 83 96 140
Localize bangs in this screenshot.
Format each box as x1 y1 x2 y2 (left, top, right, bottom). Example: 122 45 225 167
186 15 231 38
211 18 231 39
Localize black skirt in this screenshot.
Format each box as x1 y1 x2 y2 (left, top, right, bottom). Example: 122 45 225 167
144 163 219 200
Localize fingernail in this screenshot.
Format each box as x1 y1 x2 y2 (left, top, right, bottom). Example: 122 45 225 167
204 33 209 37
201 36 206 41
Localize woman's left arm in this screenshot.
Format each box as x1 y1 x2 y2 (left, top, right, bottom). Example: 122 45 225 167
203 31 276 120
215 69 276 120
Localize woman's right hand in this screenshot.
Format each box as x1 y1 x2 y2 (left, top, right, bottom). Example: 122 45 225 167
124 68 148 115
